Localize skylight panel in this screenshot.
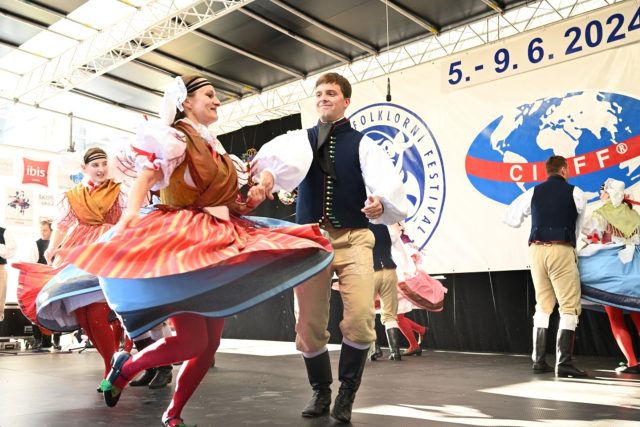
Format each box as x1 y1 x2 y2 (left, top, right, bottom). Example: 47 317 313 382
68 0 137 30
20 31 78 58
0 50 47 74
49 19 98 41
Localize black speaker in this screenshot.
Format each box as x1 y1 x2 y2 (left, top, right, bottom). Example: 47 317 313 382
0 302 33 338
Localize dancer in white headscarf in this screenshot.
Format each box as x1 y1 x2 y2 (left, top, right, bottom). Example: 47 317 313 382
579 178 640 374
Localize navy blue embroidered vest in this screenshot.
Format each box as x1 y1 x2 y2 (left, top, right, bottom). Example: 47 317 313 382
370 223 396 270
36 238 49 265
296 120 369 228
0 227 6 265
529 175 578 246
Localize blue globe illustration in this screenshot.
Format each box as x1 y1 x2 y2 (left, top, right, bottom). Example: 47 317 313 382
466 91 640 204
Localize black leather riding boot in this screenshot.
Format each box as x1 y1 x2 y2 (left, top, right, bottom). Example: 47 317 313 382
386 328 402 361
370 340 383 361
301 351 333 418
331 343 369 423
556 329 587 378
532 327 552 373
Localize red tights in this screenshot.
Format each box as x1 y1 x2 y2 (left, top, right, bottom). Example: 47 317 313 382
110 319 134 353
397 313 427 350
118 313 224 421
605 305 640 367
75 302 118 378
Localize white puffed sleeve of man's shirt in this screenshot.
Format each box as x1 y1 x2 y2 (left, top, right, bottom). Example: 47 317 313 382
0 228 17 259
502 188 534 228
18 241 39 264
359 136 408 225
251 129 313 192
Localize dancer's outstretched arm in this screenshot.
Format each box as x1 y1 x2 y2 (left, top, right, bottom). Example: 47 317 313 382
117 168 163 230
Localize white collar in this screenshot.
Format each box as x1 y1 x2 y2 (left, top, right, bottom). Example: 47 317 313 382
178 118 226 155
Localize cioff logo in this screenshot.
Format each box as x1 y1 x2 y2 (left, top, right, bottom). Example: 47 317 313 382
350 103 445 249
22 158 49 186
466 91 640 204
70 172 83 184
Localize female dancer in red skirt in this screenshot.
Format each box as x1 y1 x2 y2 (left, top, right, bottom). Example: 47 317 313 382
14 147 122 387
62 75 333 427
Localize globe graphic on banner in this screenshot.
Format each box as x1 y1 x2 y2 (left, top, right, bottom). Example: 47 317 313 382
350 103 445 250
466 91 640 205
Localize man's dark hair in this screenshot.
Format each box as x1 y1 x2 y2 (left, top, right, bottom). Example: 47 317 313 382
546 155 567 175
315 73 352 99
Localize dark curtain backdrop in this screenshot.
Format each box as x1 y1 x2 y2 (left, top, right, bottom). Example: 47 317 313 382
217 114 635 359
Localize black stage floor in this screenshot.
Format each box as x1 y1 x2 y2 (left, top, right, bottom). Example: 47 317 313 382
1 340 639 426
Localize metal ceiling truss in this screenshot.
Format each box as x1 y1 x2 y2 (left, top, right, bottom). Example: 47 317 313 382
10 0 256 106
0 33 164 115
213 0 619 135
9 0 247 99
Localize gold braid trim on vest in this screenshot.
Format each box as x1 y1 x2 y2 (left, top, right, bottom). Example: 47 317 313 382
160 122 240 209
66 179 121 225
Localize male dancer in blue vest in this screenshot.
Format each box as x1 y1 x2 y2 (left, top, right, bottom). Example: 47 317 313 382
504 155 588 378
252 72 407 423
26 220 61 351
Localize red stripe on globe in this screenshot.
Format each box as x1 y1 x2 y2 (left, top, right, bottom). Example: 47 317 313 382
465 135 640 183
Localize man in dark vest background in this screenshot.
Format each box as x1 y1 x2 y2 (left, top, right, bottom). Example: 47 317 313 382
252 72 407 423
504 155 588 378
0 223 17 323
369 223 402 361
25 219 61 351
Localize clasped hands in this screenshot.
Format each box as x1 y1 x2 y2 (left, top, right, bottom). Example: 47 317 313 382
247 170 275 208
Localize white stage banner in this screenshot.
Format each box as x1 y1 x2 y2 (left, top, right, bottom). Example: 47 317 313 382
300 2 640 273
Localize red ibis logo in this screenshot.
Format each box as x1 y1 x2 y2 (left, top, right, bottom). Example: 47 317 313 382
22 158 49 186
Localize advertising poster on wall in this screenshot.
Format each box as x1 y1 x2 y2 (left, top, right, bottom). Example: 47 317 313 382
0 158 13 176
5 187 33 226
37 192 55 209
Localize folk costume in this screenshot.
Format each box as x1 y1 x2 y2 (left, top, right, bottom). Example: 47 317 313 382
14 172 123 378
253 117 408 423
62 76 334 426
504 172 588 377
578 178 640 374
